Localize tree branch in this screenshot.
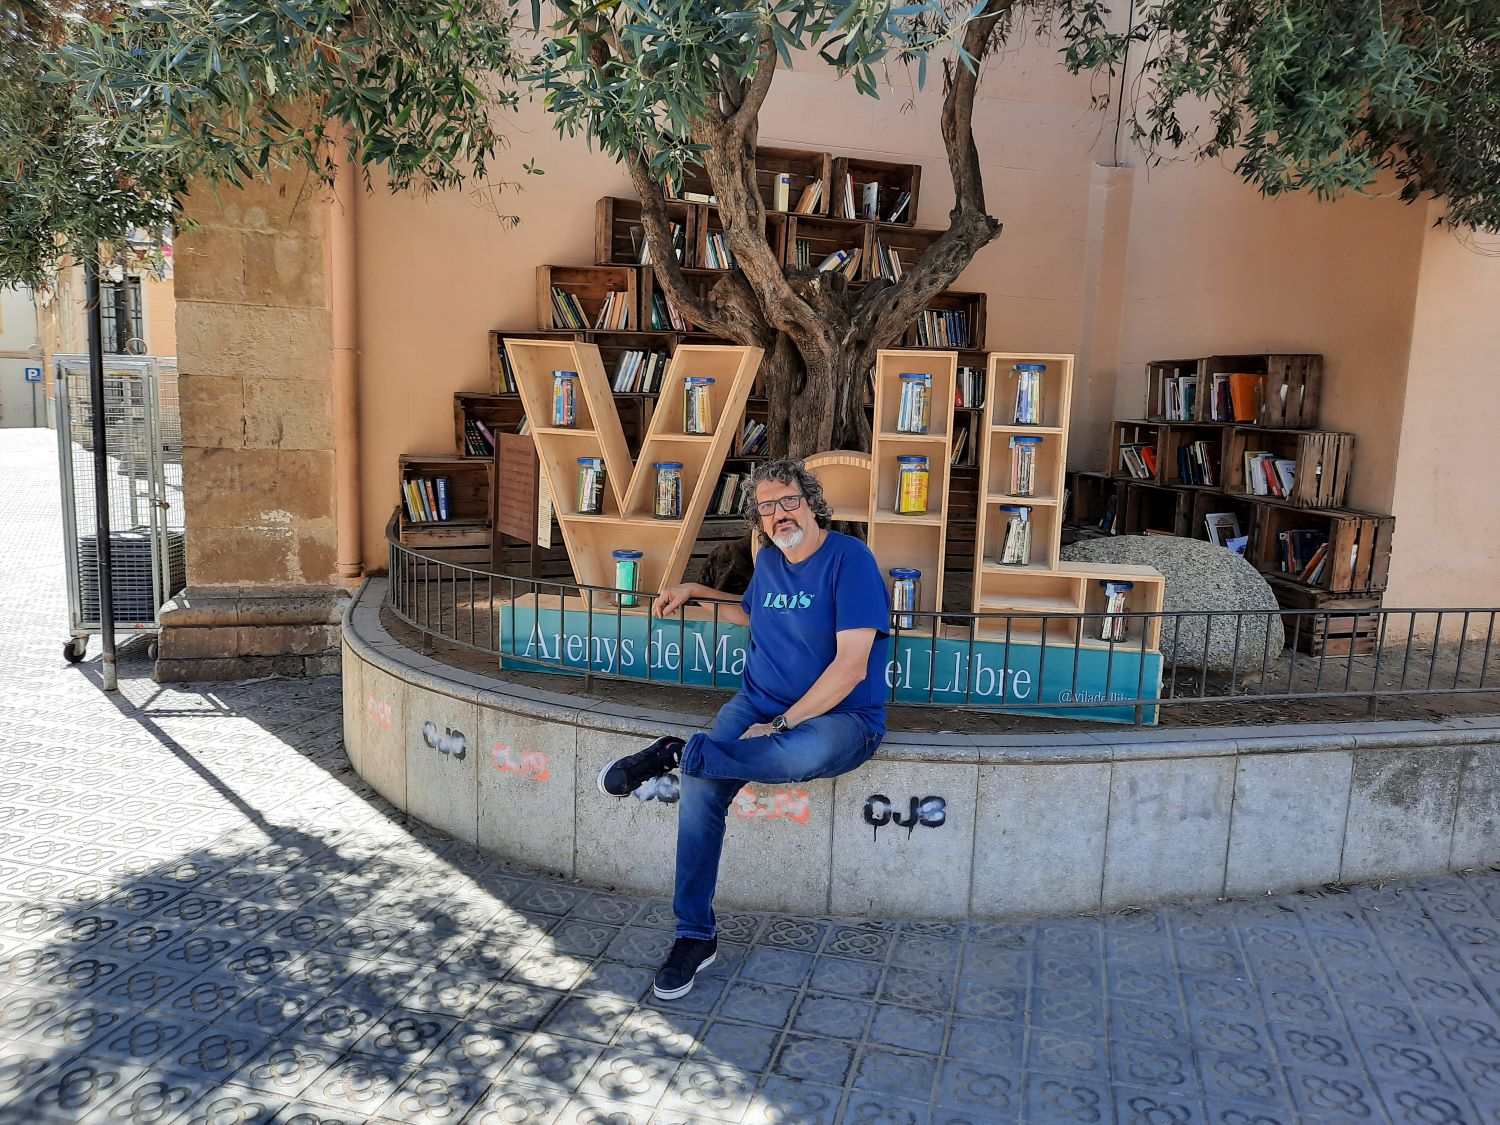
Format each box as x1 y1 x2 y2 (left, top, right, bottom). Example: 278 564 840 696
729 29 778 136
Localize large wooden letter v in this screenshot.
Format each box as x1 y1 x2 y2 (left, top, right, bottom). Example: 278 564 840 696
502 338 764 598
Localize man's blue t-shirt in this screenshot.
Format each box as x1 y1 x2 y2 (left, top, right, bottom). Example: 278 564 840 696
738 530 890 735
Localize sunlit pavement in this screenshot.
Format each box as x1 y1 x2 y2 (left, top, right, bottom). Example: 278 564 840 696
2 427 1499 1125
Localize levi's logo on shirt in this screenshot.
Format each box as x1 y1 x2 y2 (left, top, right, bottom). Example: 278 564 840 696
762 591 816 610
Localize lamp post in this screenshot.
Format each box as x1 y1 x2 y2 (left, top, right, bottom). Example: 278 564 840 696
83 255 118 692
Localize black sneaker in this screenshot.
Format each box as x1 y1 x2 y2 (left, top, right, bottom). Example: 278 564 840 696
597 736 684 798
653 936 717 1000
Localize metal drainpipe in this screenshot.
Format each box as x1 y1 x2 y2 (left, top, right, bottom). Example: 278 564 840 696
331 151 364 584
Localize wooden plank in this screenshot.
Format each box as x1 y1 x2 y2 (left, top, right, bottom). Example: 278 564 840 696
496 433 540 544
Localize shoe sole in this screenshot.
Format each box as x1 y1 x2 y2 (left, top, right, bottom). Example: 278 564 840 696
596 762 620 797
652 952 716 1000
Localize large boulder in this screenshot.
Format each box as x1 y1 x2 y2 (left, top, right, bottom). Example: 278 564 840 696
1061 535 1282 675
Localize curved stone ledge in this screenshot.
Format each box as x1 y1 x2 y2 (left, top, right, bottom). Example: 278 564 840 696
344 577 1500 920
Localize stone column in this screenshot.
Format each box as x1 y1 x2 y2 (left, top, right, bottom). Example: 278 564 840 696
157 175 349 681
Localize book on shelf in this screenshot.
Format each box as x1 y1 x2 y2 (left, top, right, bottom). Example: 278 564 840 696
950 428 969 466
772 172 791 212
634 222 685 266
516 416 531 436
1120 442 1157 479
794 180 822 214
816 247 852 272
1175 439 1219 486
551 286 626 330
861 180 880 221
403 475 453 523
464 418 495 457
841 173 856 218
1242 451 1296 497
648 292 687 332
708 471 743 515
1210 372 1264 422
704 231 735 270
886 190 911 223
594 290 631 331
1098 493 1119 534
956 366 984 408
1160 374 1198 420
611 348 672 393
1279 529 1329 583
794 239 812 270
873 241 904 281
1204 511 1242 548
738 418 768 456
840 248 861 280
915 309 971 349
495 348 518 394
682 190 716 205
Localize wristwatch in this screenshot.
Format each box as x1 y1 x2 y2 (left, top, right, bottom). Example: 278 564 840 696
769 714 790 734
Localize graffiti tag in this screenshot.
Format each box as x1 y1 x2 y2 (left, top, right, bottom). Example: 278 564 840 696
863 794 946 840
366 694 393 729
492 743 551 783
733 786 811 825
421 722 467 760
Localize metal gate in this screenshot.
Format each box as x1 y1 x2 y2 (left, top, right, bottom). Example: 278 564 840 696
53 354 186 661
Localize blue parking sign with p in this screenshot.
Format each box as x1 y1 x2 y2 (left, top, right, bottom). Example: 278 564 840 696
23 367 41 383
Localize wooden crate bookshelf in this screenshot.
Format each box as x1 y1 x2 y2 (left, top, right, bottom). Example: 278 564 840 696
1109 420 1164 482
1247 503 1393 594
453 392 525 458
869 225 943 283
1223 426 1354 508
754 147 832 215
866 350 959 631
594 197 696 268
831 157 921 225
784 215 872 276
1065 471 1123 538
1069 563 1167 651
1188 491 1258 547
908 291 985 350
502 336 761 596
1122 481 1192 537
1200 353 1322 428
1145 359 1203 421
536 265 639 332
398 454 492 550
1269 577 1382 656
1159 422 1228 489
693 208 787 272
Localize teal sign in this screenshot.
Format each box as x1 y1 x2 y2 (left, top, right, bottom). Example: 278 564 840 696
500 605 1160 724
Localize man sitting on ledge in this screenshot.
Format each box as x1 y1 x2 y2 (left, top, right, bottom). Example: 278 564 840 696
598 458 891 999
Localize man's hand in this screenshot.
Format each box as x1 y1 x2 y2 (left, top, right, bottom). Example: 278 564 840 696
739 723 776 740
654 584 696 617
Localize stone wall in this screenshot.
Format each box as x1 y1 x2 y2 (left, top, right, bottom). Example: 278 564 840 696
160 175 347 681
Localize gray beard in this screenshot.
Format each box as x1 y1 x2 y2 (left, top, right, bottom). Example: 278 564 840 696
772 525 804 551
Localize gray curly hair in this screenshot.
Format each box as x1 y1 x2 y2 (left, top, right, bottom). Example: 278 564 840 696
740 458 834 547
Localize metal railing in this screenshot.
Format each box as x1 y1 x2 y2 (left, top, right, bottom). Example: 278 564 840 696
386 531 1500 726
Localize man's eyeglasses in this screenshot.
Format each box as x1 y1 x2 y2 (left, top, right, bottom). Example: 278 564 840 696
754 494 805 517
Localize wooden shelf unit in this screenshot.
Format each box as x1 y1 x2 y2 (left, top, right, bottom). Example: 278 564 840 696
398 454 493 550
1109 420 1164 482
1145 358 1203 421
1247 503 1394 595
502 336 762 595
595 197 696 269
537 265 639 332
753 147 833 215
784 215 872 276
1065 470 1124 538
866 350 959 631
1200 353 1322 428
804 451 873 524
1187 490 1259 547
1223 426 1354 508
869 225 943 283
1159 422 1228 489
831 156 921 226
909 291 985 350
453 392 525 458
1121 481 1192 537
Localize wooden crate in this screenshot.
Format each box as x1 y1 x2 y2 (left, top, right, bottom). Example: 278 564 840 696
594 197 695 268
784 215 871 276
1249 502 1394 594
1144 358 1202 421
536 265 639 332
1224 426 1354 508
640 267 726 333
831 156 921 225
1199 354 1323 429
1108 420 1164 483
1066 470 1123 536
1269 576 1383 656
1122 481 1192 537
869 225 943 283
1159 422 1229 489
1188 490 1258 549
453 392 525 458
695 208 786 271
398 454 492 550
754 146 832 215
491 329 579 394
908 291 986 350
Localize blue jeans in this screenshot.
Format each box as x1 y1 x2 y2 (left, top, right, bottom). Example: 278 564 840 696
673 693 881 939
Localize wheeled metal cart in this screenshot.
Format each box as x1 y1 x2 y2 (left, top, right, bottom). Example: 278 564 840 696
53 354 185 662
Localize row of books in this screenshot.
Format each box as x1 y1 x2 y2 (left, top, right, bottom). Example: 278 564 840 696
551 286 631 331
769 174 824 214
403 476 452 524
956 366 984 408
914 310 971 349
1159 374 1197 421
707 471 745 516
1208 372 1263 423
1119 442 1158 479
872 241 905 281
612 349 672 393
1243 451 1297 497
814 245 862 279
738 419 769 457
1176 440 1219 487
463 418 496 457
703 231 736 270
1279 529 1329 584
836 175 912 223
648 292 687 332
